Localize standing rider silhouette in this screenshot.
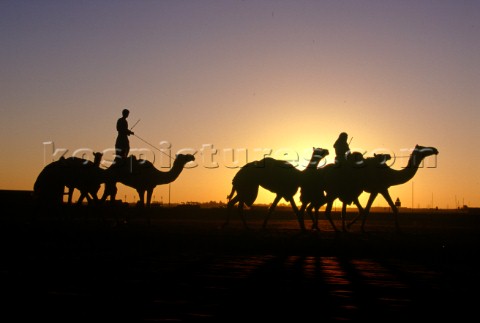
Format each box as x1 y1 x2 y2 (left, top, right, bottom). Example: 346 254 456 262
115 108 134 163
333 132 350 164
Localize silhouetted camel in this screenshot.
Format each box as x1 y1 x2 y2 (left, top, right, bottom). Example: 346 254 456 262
224 147 329 230
300 145 438 233
33 152 104 206
100 154 195 207
34 159 68 206
300 153 392 231
64 152 104 205
348 144 438 231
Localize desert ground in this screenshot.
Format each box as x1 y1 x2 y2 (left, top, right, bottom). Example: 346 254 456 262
1 197 479 322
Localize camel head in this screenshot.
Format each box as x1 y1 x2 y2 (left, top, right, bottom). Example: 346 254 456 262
411 145 439 166
174 154 196 167
313 147 329 159
306 147 329 168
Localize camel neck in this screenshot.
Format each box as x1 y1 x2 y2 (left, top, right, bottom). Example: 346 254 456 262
305 153 323 170
388 151 424 186
156 158 186 183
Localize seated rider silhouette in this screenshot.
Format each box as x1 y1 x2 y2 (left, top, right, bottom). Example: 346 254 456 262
333 132 350 164
114 108 134 165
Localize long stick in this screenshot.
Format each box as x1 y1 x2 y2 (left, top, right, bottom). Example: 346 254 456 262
133 133 175 160
130 119 140 131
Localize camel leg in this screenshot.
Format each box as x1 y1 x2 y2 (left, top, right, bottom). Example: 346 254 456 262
324 200 339 232
312 200 327 231
301 203 315 230
347 197 364 229
85 192 95 205
298 203 306 219
360 192 378 232
347 198 365 230
90 192 100 206
306 203 318 230
381 190 400 232
262 195 281 229
341 203 347 232
136 189 145 206
143 189 154 224
86 193 93 205
76 192 87 206
99 189 108 203
67 187 74 205
348 204 362 227
146 189 154 207
287 197 305 231
238 201 248 229
224 195 239 228
314 205 321 230
308 203 318 230
226 186 236 201
101 183 117 204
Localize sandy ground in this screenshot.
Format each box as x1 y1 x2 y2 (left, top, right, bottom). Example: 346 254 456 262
1 205 479 322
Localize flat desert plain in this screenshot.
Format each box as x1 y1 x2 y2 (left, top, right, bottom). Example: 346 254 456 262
1 203 479 322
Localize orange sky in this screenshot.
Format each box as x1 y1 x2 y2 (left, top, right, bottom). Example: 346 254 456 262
1 1 479 209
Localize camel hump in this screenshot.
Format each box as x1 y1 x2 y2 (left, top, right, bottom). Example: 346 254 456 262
136 159 154 168
344 151 365 167
263 157 295 169
65 157 95 167
371 153 392 165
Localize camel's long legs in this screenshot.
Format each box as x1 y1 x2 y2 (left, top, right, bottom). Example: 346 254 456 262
262 195 282 229
347 192 377 230
312 204 321 230
380 190 400 232
299 203 316 230
136 189 146 206
224 195 239 228
146 189 154 207
340 203 347 232
100 183 117 204
287 197 305 231
348 190 400 232
67 188 74 205
353 198 365 220
358 192 378 232
343 198 365 230
305 204 316 230
237 201 247 229
324 200 339 232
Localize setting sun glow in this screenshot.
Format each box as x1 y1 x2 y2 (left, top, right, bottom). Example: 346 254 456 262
1 1 479 209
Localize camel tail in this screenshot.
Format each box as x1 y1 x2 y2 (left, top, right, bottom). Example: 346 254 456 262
227 186 236 201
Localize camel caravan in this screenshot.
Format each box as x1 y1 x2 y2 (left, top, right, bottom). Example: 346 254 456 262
225 143 438 232
34 137 438 232
33 153 195 208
